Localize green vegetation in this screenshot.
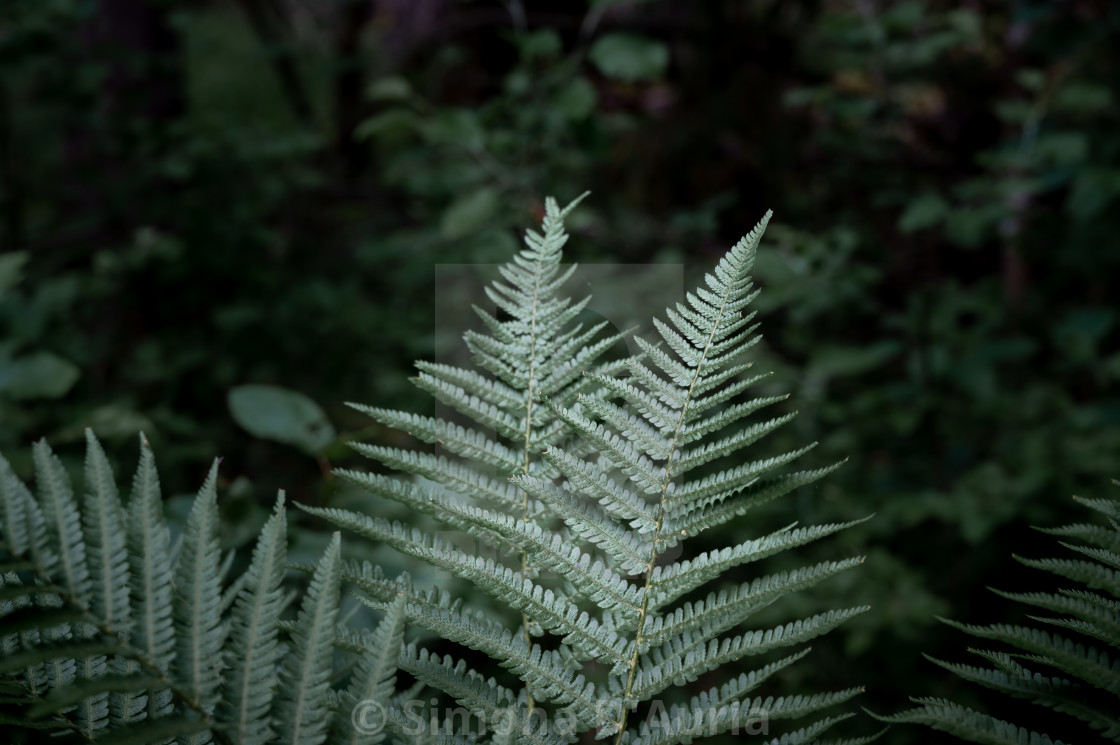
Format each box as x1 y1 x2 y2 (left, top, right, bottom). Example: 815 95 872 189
0 1 1116 743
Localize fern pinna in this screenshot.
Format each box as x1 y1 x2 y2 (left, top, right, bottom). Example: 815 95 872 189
876 484 1120 745
305 200 873 744
0 431 403 745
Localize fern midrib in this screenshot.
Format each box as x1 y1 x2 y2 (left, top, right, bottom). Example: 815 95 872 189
518 247 551 716
614 260 745 742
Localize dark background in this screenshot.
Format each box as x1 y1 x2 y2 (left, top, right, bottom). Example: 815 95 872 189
1 1 1117 742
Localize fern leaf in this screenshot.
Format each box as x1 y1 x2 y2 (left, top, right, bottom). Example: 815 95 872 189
641 558 865 652
872 699 1065 745
81 431 130 629
509 474 652 574
397 644 515 722
637 689 860 745
303 506 643 617
220 492 291 745
275 532 341 745
393 539 633 665
410 362 522 410
358 596 613 729
542 447 658 533
940 619 1120 695
674 412 797 471
77 431 130 736
172 459 225 717
664 445 818 509
925 653 1120 738
346 404 522 472
125 435 176 721
333 594 407 745
1040 522 1120 555
687 648 813 705
340 454 522 512
649 519 867 609
1014 555 1120 596
33 439 89 605
667 463 843 539
632 607 868 699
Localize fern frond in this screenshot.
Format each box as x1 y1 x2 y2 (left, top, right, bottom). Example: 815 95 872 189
328 519 634 666
347 404 522 472
34 440 90 605
890 486 1120 743
641 558 865 651
940 620 1120 695
397 644 516 721
221 493 289 745
872 699 1066 745
275 532 342 745
126 435 176 722
333 594 407 745
357 594 615 729
926 652 1120 737
636 689 860 745
315 199 868 743
666 464 845 539
509 474 652 574
302 505 643 617
543 447 658 532
81 430 130 631
632 607 868 700
173 459 225 715
649 519 867 610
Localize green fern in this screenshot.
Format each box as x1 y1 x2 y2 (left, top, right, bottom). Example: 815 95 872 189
0 195 877 744
0 431 403 745
874 483 1120 744
305 199 874 743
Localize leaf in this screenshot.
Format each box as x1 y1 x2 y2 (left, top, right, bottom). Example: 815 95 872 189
898 191 948 233
588 33 669 82
0 352 80 400
554 78 598 121
440 188 501 240
228 384 336 454
0 251 28 299
366 75 412 102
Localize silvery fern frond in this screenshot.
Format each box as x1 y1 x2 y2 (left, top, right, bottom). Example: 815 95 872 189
308 202 873 745
517 211 872 744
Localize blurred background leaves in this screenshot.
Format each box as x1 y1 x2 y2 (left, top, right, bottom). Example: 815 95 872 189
1 0 1117 741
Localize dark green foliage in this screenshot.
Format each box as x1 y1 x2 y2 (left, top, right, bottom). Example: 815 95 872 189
875 484 1120 743
2 3 1118 744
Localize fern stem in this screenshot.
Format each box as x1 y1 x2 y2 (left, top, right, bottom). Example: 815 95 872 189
516 216 549 718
